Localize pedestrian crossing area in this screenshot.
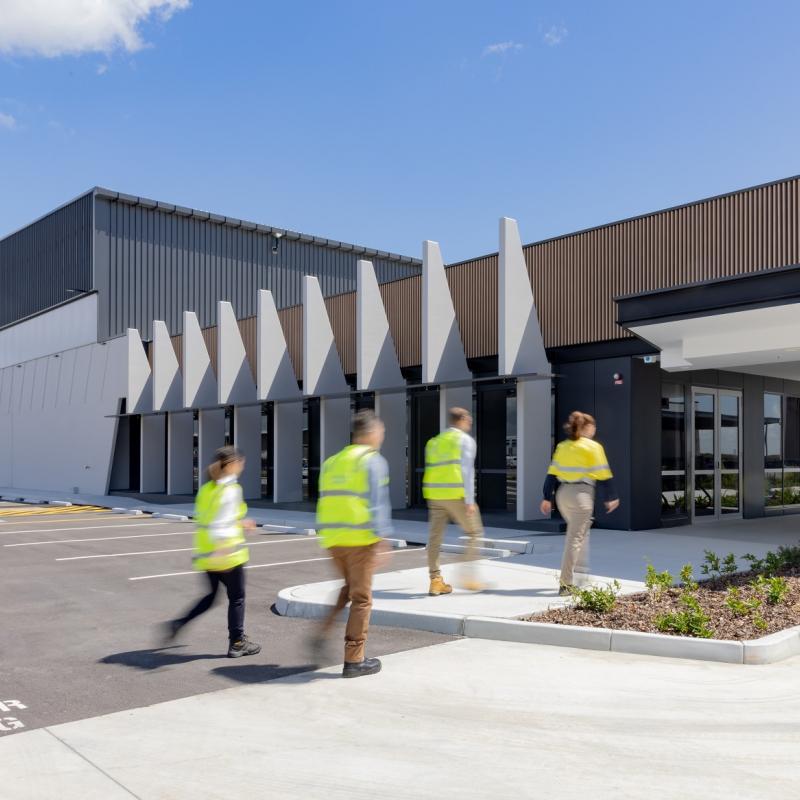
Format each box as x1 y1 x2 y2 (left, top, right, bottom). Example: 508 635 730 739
0 503 108 518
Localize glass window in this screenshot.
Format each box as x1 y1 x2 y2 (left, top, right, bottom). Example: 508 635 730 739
661 383 687 518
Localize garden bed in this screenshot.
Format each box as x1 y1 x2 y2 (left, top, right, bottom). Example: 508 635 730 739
521 547 800 641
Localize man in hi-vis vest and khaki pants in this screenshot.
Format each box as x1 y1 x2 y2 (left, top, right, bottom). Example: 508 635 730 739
423 406 485 595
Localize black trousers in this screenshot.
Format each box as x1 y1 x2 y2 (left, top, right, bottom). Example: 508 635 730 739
177 564 246 642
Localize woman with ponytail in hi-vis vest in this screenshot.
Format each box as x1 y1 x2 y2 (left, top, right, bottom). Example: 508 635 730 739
540 412 620 596
162 446 262 658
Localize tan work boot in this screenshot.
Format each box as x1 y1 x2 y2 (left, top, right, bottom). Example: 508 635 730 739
429 576 453 596
460 579 487 592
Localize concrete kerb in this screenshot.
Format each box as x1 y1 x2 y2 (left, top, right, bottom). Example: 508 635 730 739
48 500 73 507
459 536 535 554
440 542 512 558
151 512 191 522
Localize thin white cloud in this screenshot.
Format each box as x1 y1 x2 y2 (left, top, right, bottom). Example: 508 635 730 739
0 0 191 58
0 111 16 129
543 25 568 46
97 63 108 75
483 41 523 57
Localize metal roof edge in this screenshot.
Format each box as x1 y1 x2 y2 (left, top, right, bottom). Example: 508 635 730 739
0 187 96 244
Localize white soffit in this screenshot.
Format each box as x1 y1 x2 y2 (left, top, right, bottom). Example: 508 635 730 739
357 260 403 391
127 328 152 413
422 240 470 384
631 302 800 372
217 301 256 404
182 311 217 408
152 321 182 411
303 276 348 396
498 217 549 375
257 289 300 401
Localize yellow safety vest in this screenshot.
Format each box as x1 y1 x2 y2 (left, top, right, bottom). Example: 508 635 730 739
547 437 613 483
316 445 381 549
193 480 249 572
422 429 465 500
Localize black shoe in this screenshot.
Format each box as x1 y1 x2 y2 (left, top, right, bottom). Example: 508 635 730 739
228 635 262 658
342 658 382 679
161 619 181 645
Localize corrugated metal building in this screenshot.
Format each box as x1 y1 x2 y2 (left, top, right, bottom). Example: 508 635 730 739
0 187 421 340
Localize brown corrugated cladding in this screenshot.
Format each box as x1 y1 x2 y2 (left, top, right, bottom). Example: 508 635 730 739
238 316 257 377
325 292 356 374
201 326 218 376
527 176 800 347
380 274 422 367
278 305 303 379
162 176 800 377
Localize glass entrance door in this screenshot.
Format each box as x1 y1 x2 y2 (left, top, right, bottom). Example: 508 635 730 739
691 388 742 520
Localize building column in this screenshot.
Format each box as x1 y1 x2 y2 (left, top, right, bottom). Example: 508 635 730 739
167 411 194 495
516 377 551 521
320 396 351 462
198 408 225 479
234 405 261 500
140 414 166 493
439 383 473 430
375 390 407 509
273 401 303 502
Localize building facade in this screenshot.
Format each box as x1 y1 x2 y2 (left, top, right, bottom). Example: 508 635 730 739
2 177 800 530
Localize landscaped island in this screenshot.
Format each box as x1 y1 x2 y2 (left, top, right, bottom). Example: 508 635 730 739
523 546 800 640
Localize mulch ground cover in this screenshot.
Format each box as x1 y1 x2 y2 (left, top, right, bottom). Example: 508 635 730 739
522 567 800 640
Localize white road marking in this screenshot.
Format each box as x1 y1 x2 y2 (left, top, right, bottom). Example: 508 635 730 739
128 547 423 581
55 538 316 560
0 514 144 526
4 530 196 547
0 522 168 538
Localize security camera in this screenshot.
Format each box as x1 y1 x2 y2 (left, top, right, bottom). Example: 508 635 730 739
272 231 284 239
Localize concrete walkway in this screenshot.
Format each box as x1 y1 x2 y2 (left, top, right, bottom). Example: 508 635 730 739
4 638 799 799
279 516 800 628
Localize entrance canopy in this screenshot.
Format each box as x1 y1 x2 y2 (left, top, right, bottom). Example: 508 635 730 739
616 264 800 378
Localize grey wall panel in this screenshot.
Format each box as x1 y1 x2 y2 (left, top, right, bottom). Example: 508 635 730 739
0 194 93 329
94 197 419 342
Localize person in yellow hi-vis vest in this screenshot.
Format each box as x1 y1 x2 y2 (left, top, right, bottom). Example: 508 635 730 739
540 411 620 595
423 406 484 596
313 410 393 679
163 446 261 658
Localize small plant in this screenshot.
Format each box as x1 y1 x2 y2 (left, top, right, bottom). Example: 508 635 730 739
679 563 698 592
655 593 714 638
742 552 766 574
721 553 738 576
751 574 790 605
570 580 621 613
645 564 673 597
701 550 721 579
724 586 762 617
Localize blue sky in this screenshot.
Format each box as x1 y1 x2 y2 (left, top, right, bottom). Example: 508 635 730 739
1 1 799 262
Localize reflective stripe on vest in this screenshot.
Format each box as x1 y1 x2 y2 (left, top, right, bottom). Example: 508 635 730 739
316 445 380 548
422 429 465 500
546 438 613 483
193 480 249 572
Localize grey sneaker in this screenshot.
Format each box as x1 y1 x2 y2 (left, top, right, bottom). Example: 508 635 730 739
342 658 382 678
228 635 262 658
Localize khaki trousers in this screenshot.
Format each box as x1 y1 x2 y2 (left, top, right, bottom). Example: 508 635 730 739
322 543 379 663
426 499 484 579
557 483 594 586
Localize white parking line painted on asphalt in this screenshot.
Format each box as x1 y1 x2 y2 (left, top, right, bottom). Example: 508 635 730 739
0 515 145 526
0 522 168 538
4 530 194 547
55 538 317 560
128 547 423 580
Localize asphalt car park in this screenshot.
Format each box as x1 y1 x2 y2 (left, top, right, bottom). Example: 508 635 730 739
0 503 453 735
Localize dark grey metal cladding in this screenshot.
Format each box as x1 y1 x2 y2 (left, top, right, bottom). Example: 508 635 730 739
93 195 419 341
0 193 93 329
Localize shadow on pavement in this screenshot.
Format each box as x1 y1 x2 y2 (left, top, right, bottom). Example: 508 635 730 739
212 663 337 684
100 645 227 670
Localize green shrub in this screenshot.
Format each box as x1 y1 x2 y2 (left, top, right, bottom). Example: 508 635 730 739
570 580 621 613
743 546 800 577
701 551 739 580
724 586 762 617
645 564 673 597
751 574 790 605
679 563 698 592
655 594 714 638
